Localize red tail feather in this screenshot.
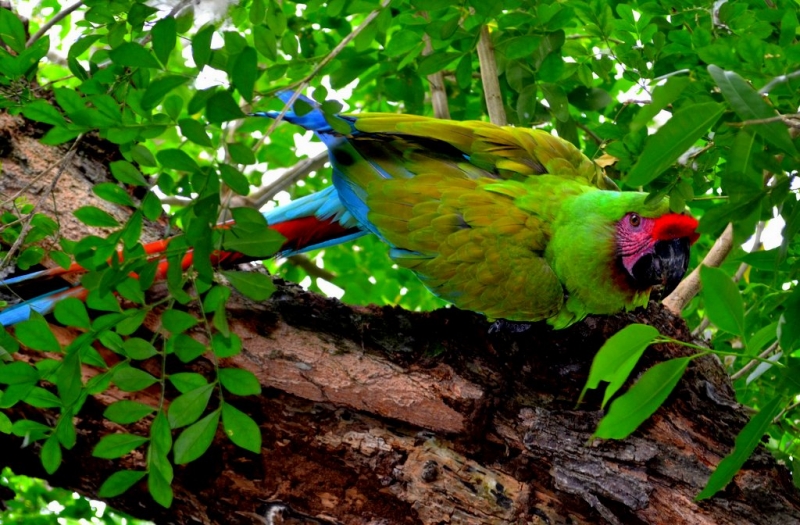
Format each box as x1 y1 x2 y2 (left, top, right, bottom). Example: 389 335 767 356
270 216 360 253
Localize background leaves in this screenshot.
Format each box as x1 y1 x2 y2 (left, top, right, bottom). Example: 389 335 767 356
0 0 799 514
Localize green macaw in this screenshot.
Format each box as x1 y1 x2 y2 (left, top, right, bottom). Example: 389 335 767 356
0 92 698 329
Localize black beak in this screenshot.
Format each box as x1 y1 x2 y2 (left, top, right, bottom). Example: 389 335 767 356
630 237 691 298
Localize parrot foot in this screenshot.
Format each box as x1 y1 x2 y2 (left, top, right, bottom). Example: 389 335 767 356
488 319 533 334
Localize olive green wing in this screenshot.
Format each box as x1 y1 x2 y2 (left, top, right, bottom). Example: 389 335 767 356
366 174 564 321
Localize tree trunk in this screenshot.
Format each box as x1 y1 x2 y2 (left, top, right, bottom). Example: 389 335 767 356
1 114 799 525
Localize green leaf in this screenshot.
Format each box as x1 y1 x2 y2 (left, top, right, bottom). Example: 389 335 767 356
167 384 214 428
701 266 745 336
173 409 220 464
227 142 256 165
110 160 149 187
104 400 155 424
222 271 276 301
108 42 162 69
211 333 242 358
169 372 208 393
708 65 798 157
54 297 91 329
93 182 135 207
219 164 250 195
417 52 462 76
385 31 422 57
222 402 261 453
24 387 62 408
219 367 262 396
170 335 208 363
74 206 119 228
0 361 40 384
192 24 215 68
113 366 158 392
93 432 149 459
0 8 27 53
161 309 198 334
231 46 258 102
503 35 541 60
206 91 246 124
141 75 190 111
697 395 784 499
151 16 177 65
626 102 724 187
221 224 285 258
541 83 569 122
98 470 146 498
630 77 690 132
15 317 61 353
179 118 213 147
22 100 67 127
253 25 277 60
579 324 660 407
157 148 201 172
141 191 162 221
148 467 173 508
123 337 158 360
250 0 266 24
41 435 62 474
594 357 691 439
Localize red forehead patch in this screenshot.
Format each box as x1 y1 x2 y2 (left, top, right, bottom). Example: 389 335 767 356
653 213 700 244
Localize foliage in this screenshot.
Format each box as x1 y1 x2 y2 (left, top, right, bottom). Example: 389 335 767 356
0 467 149 523
0 0 798 510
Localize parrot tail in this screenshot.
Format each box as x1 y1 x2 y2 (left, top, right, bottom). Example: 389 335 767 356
1 189 366 327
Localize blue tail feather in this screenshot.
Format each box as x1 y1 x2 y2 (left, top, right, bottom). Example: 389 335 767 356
0 286 84 327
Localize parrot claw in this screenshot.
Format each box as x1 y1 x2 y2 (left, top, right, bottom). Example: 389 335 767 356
488 319 533 334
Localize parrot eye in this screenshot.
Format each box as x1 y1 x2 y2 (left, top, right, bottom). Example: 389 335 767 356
629 213 641 228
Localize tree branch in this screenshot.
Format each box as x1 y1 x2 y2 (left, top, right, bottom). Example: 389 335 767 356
477 26 506 126
248 150 329 209
662 223 734 314
25 1 84 47
423 33 451 120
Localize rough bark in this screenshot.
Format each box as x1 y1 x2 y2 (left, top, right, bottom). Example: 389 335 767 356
1 114 799 525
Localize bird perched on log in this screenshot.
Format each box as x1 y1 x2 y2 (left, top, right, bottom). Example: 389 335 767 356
0 92 698 329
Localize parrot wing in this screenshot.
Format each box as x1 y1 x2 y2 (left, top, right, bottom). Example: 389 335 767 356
367 173 566 321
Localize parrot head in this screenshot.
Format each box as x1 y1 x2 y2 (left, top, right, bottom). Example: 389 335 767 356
617 212 699 298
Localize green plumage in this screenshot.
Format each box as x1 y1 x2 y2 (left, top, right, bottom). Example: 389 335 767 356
335 114 672 328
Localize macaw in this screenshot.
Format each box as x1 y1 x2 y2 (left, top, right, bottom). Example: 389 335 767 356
0 92 698 329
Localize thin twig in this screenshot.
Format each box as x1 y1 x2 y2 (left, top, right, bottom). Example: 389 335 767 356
759 70 800 94
1 135 84 271
730 342 780 382
575 121 602 145
423 32 451 120
726 113 800 127
253 0 391 152
291 0 390 89
286 255 337 282
477 25 506 126
251 151 329 209
565 34 625 45
26 1 84 47
663 223 734 314
160 196 193 206
140 0 197 46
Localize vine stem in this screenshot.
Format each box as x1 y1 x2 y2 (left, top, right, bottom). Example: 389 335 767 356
730 342 781 381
